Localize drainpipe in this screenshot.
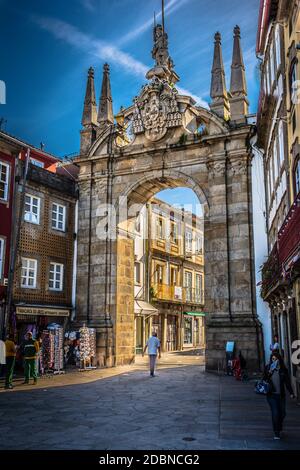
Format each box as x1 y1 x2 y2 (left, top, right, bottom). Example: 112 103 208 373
71 199 78 322
4 149 30 336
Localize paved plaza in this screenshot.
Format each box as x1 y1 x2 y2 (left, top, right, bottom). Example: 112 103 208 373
0 351 300 450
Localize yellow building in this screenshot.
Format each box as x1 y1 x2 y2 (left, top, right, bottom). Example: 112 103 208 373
134 197 205 354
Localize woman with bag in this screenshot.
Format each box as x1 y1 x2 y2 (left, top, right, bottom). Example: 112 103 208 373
264 352 295 439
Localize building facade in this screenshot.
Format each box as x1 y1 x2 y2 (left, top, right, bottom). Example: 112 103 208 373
133 198 205 354
12 163 77 342
257 0 300 397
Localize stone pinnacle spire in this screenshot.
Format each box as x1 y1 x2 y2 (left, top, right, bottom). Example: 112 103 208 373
210 32 230 120
98 63 114 125
229 26 249 122
146 2 180 85
81 67 97 127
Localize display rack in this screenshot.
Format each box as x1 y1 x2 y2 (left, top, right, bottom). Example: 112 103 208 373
78 326 97 371
41 326 65 375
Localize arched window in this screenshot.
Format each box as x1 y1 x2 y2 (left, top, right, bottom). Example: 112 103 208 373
294 156 300 195
289 60 297 104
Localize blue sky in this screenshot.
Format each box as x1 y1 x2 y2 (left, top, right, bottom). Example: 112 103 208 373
0 0 260 209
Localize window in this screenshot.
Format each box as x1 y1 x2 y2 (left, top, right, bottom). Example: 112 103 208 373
135 215 141 233
49 262 64 291
290 61 297 104
292 111 297 133
184 271 193 302
278 121 285 166
170 222 178 244
270 45 275 85
24 194 40 224
134 262 141 284
21 258 37 288
196 273 203 303
196 235 203 254
275 26 281 71
295 158 300 195
264 60 270 94
185 231 193 252
156 217 164 240
52 203 66 231
0 238 4 279
170 266 178 286
273 139 278 182
30 158 44 168
155 265 164 285
0 161 9 201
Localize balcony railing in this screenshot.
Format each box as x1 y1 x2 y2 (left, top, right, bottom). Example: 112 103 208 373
261 242 280 298
151 284 204 304
278 190 300 266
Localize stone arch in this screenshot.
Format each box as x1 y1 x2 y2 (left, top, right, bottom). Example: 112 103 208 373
117 167 209 221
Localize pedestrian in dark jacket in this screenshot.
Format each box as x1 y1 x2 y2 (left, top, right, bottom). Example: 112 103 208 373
22 332 40 384
263 351 295 439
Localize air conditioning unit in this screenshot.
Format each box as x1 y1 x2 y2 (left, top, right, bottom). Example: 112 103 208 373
3 278 8 286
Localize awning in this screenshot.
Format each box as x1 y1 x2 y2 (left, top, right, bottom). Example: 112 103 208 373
134 300 158 316
184 311 206 317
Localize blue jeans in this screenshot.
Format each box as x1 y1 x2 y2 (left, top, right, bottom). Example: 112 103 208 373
266 394 286 435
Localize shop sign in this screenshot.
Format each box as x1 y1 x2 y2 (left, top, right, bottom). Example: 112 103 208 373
16 306 70 317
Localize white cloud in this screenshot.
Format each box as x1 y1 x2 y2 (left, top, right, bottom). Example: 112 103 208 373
80 0 96 11
32 15 207 106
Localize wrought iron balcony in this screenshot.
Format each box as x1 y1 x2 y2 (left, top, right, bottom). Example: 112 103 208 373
278 190 300 268
261 242 280 299
151 283 204 304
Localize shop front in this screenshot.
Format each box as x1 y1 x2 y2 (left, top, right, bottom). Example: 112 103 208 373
183 312 205 348
134 300 158 354
14 305 70 374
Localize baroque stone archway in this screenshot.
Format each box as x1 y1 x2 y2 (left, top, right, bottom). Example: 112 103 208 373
75 20 263 371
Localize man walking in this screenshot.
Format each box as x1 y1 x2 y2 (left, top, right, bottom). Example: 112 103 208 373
5 334 16 389
143 331 161 377
22 332 39 384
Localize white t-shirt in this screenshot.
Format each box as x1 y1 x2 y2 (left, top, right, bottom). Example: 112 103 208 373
146 336 160 355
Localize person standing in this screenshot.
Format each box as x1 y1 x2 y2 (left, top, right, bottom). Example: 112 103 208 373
22 331 39 384
5 334 16 389
264 351 295 439
270 335 280 353
143 331 161 377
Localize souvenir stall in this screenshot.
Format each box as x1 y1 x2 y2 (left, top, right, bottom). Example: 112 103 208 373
40 324 64 375
14 306 70 373
78 326 96 370
64 326 96 370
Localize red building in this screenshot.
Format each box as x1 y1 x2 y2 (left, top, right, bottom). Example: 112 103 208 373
0 130 75 338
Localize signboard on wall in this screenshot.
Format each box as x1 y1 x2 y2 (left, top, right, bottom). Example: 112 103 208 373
174 286 182 300
16 306 70 317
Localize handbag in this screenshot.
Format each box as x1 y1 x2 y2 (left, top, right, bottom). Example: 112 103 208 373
255 379 272 395
255 368 275 395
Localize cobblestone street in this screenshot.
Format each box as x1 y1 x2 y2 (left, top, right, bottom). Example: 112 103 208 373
1 351 300 450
